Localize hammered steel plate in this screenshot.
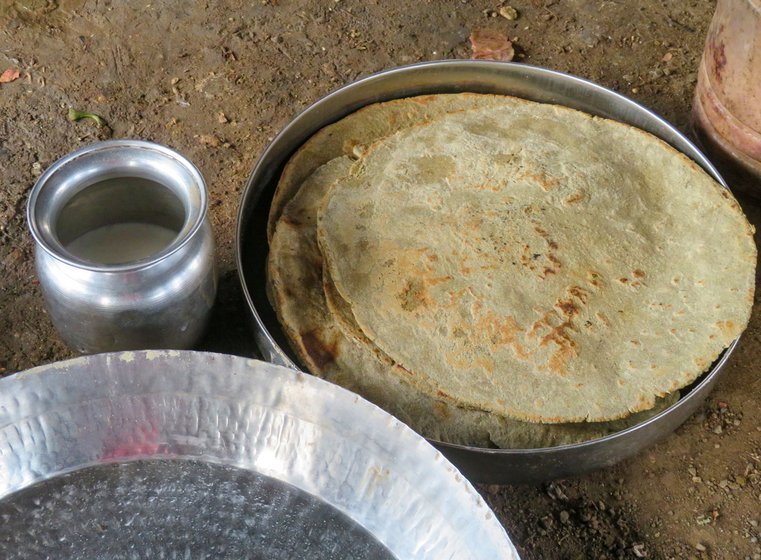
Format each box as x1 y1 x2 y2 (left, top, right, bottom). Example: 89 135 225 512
0 351 520 559
236 60 739 484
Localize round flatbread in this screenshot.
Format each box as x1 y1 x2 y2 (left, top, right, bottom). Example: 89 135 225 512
268 155 678 448
317 99 756 423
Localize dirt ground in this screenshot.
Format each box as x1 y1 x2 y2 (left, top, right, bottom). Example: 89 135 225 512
1 0 760 558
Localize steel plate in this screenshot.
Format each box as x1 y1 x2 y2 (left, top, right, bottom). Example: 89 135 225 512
236 60 739 484
0 350 519 559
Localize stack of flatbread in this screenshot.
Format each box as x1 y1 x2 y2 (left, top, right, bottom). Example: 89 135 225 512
266 93 756 449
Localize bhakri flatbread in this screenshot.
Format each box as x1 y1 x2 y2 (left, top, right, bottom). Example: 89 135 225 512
317 99 756 423
321 255 679 446
268 155 678 448
266 93 521 242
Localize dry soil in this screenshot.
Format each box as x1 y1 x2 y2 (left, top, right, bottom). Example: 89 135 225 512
1 1 760 559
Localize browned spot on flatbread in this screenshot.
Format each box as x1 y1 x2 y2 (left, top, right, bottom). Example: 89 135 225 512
564 190 585 204
555 298 579 319
472 310 531 362
397 275 452 312
432 400 451 419
519 226 561 278
301 329 338 369
568 285 589 304
398 279 426 312
545 346 573 376
512 342 530 360
633 269 646 278
482 313 522 346
528 286 590 375
532 220 560 251
717 320 735 336
544 255 561 277
519 170 561 191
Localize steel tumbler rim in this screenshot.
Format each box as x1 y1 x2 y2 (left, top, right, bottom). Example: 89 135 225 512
27 139 209 273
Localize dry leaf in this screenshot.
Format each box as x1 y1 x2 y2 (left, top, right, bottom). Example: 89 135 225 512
469 29 514 62
0 68 20 84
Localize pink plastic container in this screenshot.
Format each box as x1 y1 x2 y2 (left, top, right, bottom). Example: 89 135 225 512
693 0 761 195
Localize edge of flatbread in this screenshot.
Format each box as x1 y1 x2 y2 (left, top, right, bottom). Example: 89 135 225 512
266 93 524 242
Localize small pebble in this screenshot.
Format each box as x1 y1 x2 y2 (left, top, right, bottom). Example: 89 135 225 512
499 5 518 20
198 134 221 147
632 543 647 558
695 543 707 552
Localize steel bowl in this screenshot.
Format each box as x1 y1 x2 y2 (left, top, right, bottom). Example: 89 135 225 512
236 60 739 484
0 351 519 559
